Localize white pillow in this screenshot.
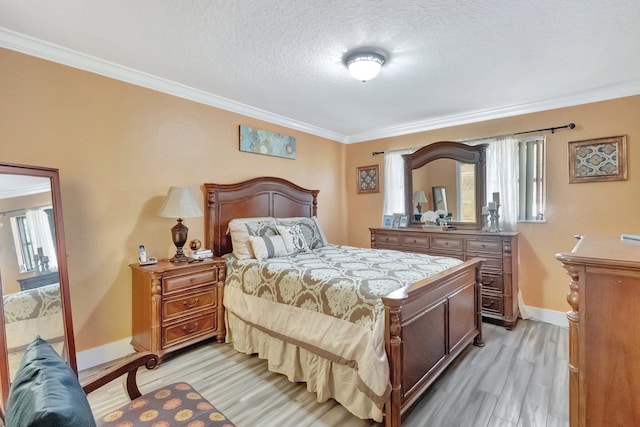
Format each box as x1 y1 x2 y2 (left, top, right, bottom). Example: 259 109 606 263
228 217 278 259
249 235 289 261
275 216 328 249
276 224 310 254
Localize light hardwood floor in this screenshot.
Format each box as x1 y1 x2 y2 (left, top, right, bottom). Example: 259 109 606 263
83 319 568 427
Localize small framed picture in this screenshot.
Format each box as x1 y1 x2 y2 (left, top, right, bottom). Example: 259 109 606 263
382 215 394 228
399 215 409 228
357 165 380 194
568 135 627 183
392 213 402 228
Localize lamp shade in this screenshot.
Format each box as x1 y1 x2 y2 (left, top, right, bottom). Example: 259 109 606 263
345 52 385 82
413 190 427 203
158 186 202 219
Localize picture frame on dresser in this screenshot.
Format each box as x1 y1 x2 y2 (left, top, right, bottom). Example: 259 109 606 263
382 215 394 228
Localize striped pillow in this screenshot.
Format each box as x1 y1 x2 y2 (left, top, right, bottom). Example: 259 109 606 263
249 235 289 261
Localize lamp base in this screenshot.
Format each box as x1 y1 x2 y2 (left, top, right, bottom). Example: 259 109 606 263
169 254 194 263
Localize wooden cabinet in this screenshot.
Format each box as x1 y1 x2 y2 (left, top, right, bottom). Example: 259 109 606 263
129 258 226 359
556 235 640 426
370 227 519 328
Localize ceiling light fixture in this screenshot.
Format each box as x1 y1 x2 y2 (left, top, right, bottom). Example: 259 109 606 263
345 51 385 82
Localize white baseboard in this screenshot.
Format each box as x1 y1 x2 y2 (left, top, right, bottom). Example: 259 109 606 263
522 306 568 328
76 337 133 372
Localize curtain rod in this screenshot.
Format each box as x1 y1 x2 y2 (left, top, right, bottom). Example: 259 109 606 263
371 122 576 156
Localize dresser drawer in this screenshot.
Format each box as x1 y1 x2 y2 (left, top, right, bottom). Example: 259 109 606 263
162 267 218 294
374 233 401 246
481 294 504 315
466 239 502 254
478 256 503 273
400 234 430 248
480 273 504 293
162 286 217 321
431 236 463 251
162 311 216 348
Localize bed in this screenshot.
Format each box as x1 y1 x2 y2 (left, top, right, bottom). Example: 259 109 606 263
204 177 484 427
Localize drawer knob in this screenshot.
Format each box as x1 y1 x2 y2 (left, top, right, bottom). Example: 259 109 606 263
182 322 199 334
445 242 449 245
482 300 495 308
481 278 495 286
183 297 200 308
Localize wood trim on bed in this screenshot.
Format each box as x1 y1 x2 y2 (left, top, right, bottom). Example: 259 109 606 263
203 177 318 256
203 176 483 427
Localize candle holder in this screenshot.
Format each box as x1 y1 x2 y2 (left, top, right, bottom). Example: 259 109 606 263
481 213 491 232
488 203 501 232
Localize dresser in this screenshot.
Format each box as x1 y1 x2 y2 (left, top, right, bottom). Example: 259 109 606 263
129 258 226 359
556 235 640 426
17 270 59 291
370 227 519 328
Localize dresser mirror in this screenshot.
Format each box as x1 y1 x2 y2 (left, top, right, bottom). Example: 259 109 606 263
403 141 487 229
0 162 76 411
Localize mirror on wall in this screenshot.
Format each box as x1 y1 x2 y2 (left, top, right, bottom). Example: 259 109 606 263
403 141 487 229
0 163 76 412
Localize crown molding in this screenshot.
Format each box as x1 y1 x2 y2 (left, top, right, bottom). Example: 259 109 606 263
0 28 347 143
345 80 640 143
3 28 640 145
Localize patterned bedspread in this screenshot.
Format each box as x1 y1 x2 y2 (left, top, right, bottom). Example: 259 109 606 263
223 245 462 408
225 244 461 330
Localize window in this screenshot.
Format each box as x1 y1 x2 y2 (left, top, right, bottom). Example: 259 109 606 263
10 214 36 273
518 137 545 221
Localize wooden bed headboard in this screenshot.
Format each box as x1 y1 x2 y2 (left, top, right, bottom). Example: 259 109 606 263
203 177 319 256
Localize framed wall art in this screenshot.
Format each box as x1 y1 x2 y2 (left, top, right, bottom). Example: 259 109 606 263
357 165 380 194
568 135 627 183
239 125 296 159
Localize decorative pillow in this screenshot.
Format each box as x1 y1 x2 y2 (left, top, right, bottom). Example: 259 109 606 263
249 235 290 261
276 216 328 249
228 217 278 259
6 336 96 427
276 224 311 254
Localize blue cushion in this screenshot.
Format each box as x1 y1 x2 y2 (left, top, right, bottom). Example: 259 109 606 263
5 336 96 427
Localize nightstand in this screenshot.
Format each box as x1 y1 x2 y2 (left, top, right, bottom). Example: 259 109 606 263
129 258 226 359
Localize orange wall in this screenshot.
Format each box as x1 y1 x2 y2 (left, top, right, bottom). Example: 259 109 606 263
3 46 639 353
0 48 347 351
347 95 640 313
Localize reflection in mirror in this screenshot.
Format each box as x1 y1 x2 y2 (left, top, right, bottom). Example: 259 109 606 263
0 175 64 381
0 163 75 410
404 141 487 229
432 186 448 212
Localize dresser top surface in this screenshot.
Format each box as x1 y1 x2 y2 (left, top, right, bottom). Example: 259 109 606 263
370 227 518 237
556 235 640 267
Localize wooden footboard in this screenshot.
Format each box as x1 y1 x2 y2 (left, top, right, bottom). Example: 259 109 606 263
382 258 484 427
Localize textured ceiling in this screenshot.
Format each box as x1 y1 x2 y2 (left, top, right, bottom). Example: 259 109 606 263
1 0 640 143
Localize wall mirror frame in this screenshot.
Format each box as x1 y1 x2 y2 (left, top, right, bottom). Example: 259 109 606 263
403 141 488 230
0 162 76 413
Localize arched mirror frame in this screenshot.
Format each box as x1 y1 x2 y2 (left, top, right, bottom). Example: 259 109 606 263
403 141 488 230
0 162 76 413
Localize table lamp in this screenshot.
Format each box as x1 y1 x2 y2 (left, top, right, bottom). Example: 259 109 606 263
158 186 203 263
414 190 427 213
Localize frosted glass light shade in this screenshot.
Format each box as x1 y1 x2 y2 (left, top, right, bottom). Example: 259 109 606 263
346 52 385 82
158 186 202 219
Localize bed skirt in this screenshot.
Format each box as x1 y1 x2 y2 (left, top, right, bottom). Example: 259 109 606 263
226 311 384 422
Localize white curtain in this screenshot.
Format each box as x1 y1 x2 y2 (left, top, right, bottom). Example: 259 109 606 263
485 135 519 231
383 148 414 215
26 208 58 270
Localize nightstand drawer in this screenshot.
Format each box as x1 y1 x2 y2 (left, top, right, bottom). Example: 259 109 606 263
466 239 502 254
162 286 217 321
431 237 463 251
481 294 504 315
162 311 216 348
163 268 217 294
